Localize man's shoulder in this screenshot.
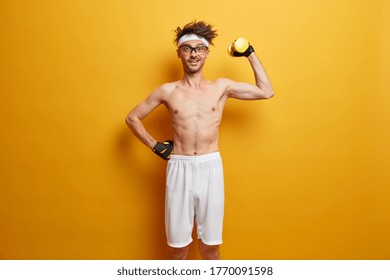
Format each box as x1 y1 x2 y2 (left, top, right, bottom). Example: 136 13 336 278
214 78 234 86
150 82 179 99
158 81 179 92
149 81 182 103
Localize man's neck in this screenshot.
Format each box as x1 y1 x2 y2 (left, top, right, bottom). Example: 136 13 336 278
181 72 206 89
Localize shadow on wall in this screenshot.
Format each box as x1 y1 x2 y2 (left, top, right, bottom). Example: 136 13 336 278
116 126 169 259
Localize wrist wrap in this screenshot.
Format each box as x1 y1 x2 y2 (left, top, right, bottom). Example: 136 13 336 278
153 140 174 160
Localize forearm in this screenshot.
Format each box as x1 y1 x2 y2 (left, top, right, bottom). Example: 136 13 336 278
247 52 274 98
125 115 157 149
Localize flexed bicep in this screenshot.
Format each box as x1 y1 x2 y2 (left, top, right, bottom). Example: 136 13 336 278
226 81 266 100
226 38 274 100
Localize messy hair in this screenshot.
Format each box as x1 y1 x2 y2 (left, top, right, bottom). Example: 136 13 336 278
174 20 218 46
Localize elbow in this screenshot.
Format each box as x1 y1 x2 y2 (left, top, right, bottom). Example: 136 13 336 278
257 88 274 100
262 84 274 99
256 83 274 99
125 113 137 129
265 89 274 99
125 114 131 127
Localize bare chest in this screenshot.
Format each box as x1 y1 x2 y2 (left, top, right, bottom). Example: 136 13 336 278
165 88 226 119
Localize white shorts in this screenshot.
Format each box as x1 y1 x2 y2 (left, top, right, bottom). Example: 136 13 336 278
165 152 224 248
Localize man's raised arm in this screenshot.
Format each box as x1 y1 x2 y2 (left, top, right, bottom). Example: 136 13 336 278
247 52 274 99
225 38 274 100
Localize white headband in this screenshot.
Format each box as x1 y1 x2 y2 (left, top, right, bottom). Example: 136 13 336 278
177 34 209 47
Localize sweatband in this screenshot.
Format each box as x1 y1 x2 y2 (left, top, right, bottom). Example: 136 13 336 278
177 34 210 47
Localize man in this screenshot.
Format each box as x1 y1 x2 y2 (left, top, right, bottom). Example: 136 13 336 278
126 21 274 260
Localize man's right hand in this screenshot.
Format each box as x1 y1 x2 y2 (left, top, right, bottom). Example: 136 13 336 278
152 140 174 160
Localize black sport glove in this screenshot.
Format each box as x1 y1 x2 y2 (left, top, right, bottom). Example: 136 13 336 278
152 140 174 160
231 45 255 57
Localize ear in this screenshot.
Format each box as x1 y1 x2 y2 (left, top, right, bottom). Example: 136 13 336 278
205 48 210 58
176 48 180 58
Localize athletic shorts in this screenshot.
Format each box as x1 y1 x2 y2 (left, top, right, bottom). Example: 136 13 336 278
165 152 224 248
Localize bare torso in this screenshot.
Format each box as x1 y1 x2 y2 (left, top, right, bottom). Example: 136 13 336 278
162 79 228 156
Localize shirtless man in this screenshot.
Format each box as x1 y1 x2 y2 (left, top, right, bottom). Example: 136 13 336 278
126 21 274 260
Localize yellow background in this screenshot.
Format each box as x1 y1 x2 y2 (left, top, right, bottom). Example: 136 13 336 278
1 0 389 259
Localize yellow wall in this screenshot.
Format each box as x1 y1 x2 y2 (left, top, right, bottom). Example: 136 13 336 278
0 0 389 259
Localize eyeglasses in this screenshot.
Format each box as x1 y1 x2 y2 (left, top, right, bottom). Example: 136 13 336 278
179 45 209 54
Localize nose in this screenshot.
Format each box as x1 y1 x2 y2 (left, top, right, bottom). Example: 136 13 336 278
189 49 198 57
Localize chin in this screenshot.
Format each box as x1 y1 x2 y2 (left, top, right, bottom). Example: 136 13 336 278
187 63 205 73
189 68 201 74
185 66 201 74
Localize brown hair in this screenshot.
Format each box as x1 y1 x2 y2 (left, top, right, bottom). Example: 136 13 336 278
174 20 218 46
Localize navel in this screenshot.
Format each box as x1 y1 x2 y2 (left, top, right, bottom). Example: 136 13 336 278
174 109 178 114
212 107 216 111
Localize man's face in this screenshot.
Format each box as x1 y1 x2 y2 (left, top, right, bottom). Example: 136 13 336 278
177 40 209 74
